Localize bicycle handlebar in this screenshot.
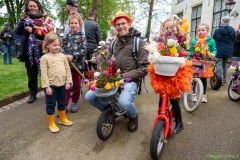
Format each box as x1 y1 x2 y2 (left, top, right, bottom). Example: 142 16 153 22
192 63 203 69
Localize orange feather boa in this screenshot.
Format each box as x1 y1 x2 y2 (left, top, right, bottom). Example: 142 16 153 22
148 59 193 99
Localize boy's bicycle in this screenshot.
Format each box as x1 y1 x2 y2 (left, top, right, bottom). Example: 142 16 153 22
228 70 240 101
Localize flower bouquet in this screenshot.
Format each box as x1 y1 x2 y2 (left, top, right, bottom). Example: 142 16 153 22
84 41 130 102
190 40 215 75
145 20 188 76
229 61 240 73
146 17 193 98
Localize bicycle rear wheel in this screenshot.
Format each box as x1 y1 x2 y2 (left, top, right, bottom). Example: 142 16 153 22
228 79 240 102
96 109 115 141
150 120 165 160
183 78 203 112
210 71 222 90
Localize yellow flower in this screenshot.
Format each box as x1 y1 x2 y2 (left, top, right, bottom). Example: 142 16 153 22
169 47 177 56
104 83 112 90
86 83 90 87
111 83 114 87
115 81 120 88
208 52 211 57
195 47 200 52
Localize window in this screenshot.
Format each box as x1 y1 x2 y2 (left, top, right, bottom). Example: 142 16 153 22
190 5 202 39
212 0 228 35
176 12 183 19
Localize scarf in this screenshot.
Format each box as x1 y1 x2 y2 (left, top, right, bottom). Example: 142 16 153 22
197 36 207 44
197 36 208 52
26 10 43 19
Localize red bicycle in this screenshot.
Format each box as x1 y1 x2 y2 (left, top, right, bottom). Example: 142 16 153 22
150 94 175 160
149 63 204 160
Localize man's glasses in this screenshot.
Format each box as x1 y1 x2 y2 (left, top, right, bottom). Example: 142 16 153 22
115 22 128 27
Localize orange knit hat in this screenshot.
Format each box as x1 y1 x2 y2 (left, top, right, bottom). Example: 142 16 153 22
110 11 132 26
238 24 240 29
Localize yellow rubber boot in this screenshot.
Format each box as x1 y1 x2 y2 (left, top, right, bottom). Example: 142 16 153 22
47 115 59 133
58 110 73 126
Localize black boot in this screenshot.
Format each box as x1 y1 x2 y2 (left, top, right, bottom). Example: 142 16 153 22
174 122 184 134
27 95 37 104
128 115 138 132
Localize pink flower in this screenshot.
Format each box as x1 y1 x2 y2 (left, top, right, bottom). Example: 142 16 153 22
90 85 96 91
157 43 165 51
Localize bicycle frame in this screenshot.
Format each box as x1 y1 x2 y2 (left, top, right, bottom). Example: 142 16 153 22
231 72 240 94
152 94 174 142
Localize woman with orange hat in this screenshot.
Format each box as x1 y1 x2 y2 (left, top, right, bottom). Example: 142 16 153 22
85 11 148 133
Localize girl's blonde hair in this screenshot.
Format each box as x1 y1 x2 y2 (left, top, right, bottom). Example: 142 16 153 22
162 15 182 34
42 33 62 53
197 22 210 32
68 12 83 27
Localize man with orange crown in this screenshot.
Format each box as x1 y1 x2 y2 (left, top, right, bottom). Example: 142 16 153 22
85 11 148 132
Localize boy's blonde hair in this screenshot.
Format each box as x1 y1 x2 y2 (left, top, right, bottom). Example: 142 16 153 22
42 33 62 53
68 12 83 27
197 22 210 32
162 15 182 34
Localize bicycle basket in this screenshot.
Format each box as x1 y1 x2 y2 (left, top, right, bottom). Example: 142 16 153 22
191 59 210 74
94 87 118 102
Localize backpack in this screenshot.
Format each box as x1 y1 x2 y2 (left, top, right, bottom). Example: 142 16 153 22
111 36 148 95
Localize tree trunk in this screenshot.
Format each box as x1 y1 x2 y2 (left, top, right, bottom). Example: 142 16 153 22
145 0 154 41
92 0 98 11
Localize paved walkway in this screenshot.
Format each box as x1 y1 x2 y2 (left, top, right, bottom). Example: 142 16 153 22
0 75 240 160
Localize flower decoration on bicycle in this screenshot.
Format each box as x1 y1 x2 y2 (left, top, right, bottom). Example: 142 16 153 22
229 61 240 72
145 16 189 77
145 16 193 99
84 41 131 100
189 39 215 77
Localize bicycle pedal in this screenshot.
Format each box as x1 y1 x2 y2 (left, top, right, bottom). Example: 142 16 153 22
115 110 126 116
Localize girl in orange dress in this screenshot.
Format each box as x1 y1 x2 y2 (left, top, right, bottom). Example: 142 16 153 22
188 23 217 103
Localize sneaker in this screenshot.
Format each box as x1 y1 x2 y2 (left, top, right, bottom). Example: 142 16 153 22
174 122 184 134
71 102 78 113
191 96 197 102
202 95 207 103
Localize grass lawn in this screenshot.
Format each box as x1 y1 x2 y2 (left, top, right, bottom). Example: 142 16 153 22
0 56 41 101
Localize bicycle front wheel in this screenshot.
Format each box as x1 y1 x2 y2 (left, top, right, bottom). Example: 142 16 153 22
228 79 240 102
96 109 115 141
150 120 165 160
183 78 203 112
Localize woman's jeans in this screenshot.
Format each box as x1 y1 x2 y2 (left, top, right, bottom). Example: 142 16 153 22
216 58 228 80
44 85 66 115
2 45 13 64
85 82 138 119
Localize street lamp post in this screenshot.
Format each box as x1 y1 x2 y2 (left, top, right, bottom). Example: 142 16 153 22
225 0 236 16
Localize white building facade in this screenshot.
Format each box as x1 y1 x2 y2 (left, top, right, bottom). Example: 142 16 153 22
171 0 240 39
